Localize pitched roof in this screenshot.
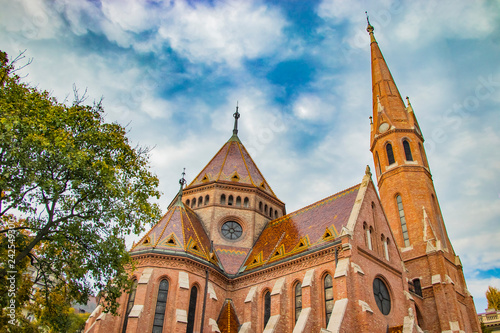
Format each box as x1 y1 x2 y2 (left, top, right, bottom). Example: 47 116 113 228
130 203 213 263
188 135 278 199
242 184 360 272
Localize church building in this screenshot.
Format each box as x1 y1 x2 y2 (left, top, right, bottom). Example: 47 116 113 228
84 22 481 333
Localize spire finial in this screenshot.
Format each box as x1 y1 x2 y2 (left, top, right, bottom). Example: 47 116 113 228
179 168 186 192
233 102 240 136
366 11 376 43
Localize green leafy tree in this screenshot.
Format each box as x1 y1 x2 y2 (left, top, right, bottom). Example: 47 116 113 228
486 286 500 311
0 51 162 327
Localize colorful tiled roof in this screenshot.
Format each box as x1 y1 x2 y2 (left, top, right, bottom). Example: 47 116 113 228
188 135 278 198
217 299 240 333
214 245 249 275
242 184 360 271
130 203 212 263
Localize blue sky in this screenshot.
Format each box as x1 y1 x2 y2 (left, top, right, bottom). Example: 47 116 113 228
1 0 499 313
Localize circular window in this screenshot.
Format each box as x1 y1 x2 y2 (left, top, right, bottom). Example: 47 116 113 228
221 221 243 240
373 278 391 315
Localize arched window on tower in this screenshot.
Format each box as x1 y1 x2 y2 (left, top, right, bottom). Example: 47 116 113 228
294 281 302 323
122 279 138 333
403 140 413 161
324 274 334 325
264 204 268 215
220 194 226 205
396 195 410 247
186 286 198 333
268 206 273 217
243 197 250 208
275 210 278 219
363 222 373 250
191 198 196 208
375 151 382 176
152 279 169 333
382 235 389 261
259 201 263 212
228 195 234 206
419 143 429 168
263 290 271 328
198 196 203 207
386 143 395 165
204 195 209 205
186 199 190 207
236 196 241 207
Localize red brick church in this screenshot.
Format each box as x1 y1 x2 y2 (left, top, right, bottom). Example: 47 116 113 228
84 22 481 333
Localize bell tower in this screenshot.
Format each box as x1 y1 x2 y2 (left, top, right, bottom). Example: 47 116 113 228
367 19 481 332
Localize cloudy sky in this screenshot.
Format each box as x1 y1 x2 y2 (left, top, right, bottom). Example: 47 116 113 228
1 0 499 313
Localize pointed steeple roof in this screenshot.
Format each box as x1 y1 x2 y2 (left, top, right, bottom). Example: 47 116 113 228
188 107 279 199
131 197 216 265
368 17 413 143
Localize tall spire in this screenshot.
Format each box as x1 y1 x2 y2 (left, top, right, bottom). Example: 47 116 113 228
369 20 410 145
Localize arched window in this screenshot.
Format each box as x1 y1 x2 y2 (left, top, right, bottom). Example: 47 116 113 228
294 282 302 323
373 278 391 315
396 195 410 247
259 201 263 211
191 198 196 208
386 143 395 165
268 206 273 217
220 194 226 205
186 286 198 333
382 235 389 261
275 210 278 219
152 279 169 333
375 151 382 175
243 197 250 208
122 279 138 333
324 274 334 325
236 196 241 207
264 204 268 215
197 196 203 207
186 199 190 207
263 291 271 328
369 226 374 250
419 143 428 168
403 140 413 161
228 195 234 206
204 195 209 205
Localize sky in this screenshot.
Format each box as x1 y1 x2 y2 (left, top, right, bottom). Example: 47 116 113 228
1 0 499 314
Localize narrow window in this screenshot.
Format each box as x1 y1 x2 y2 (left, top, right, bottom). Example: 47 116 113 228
204 195 209 205
383 236 389 261
264 204 268 215
122 279 138 333
259 201 263 211
294 282 302 323
152 280 169 333
220 194 226 205
396 195 410 247
275 210 278 219
376 152 382 175
413 279 422 297
236 196 241 207
197 196 202 207
386 143 395 165
324 274 334 325
365 224 373 250
228 195 234 206
243 197 250 208
191 198 196 208
403 140 413 161
268 206 273 217
186 286 198 333
263 291 271 328
419 143 428 168
186 199 190 207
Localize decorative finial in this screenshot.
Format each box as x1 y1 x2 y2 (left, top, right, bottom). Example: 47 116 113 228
179 168 186 191
366 11 376 43
365 165 372 177
405 96 414 113
233 102 240 136
369 116 373 125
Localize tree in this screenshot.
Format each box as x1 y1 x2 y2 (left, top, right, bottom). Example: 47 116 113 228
0 51 162 326
486 286 500 311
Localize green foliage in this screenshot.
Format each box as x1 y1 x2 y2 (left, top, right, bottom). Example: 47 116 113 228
0 51 162 329
486 286 500 311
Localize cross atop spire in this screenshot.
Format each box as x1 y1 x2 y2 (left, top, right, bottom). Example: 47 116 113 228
233 102 240 136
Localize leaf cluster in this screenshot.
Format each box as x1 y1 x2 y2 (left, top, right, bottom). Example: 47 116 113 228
0 51 162 328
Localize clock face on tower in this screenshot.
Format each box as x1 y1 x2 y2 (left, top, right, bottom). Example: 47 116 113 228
378 122 390 133
221 221 242 240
